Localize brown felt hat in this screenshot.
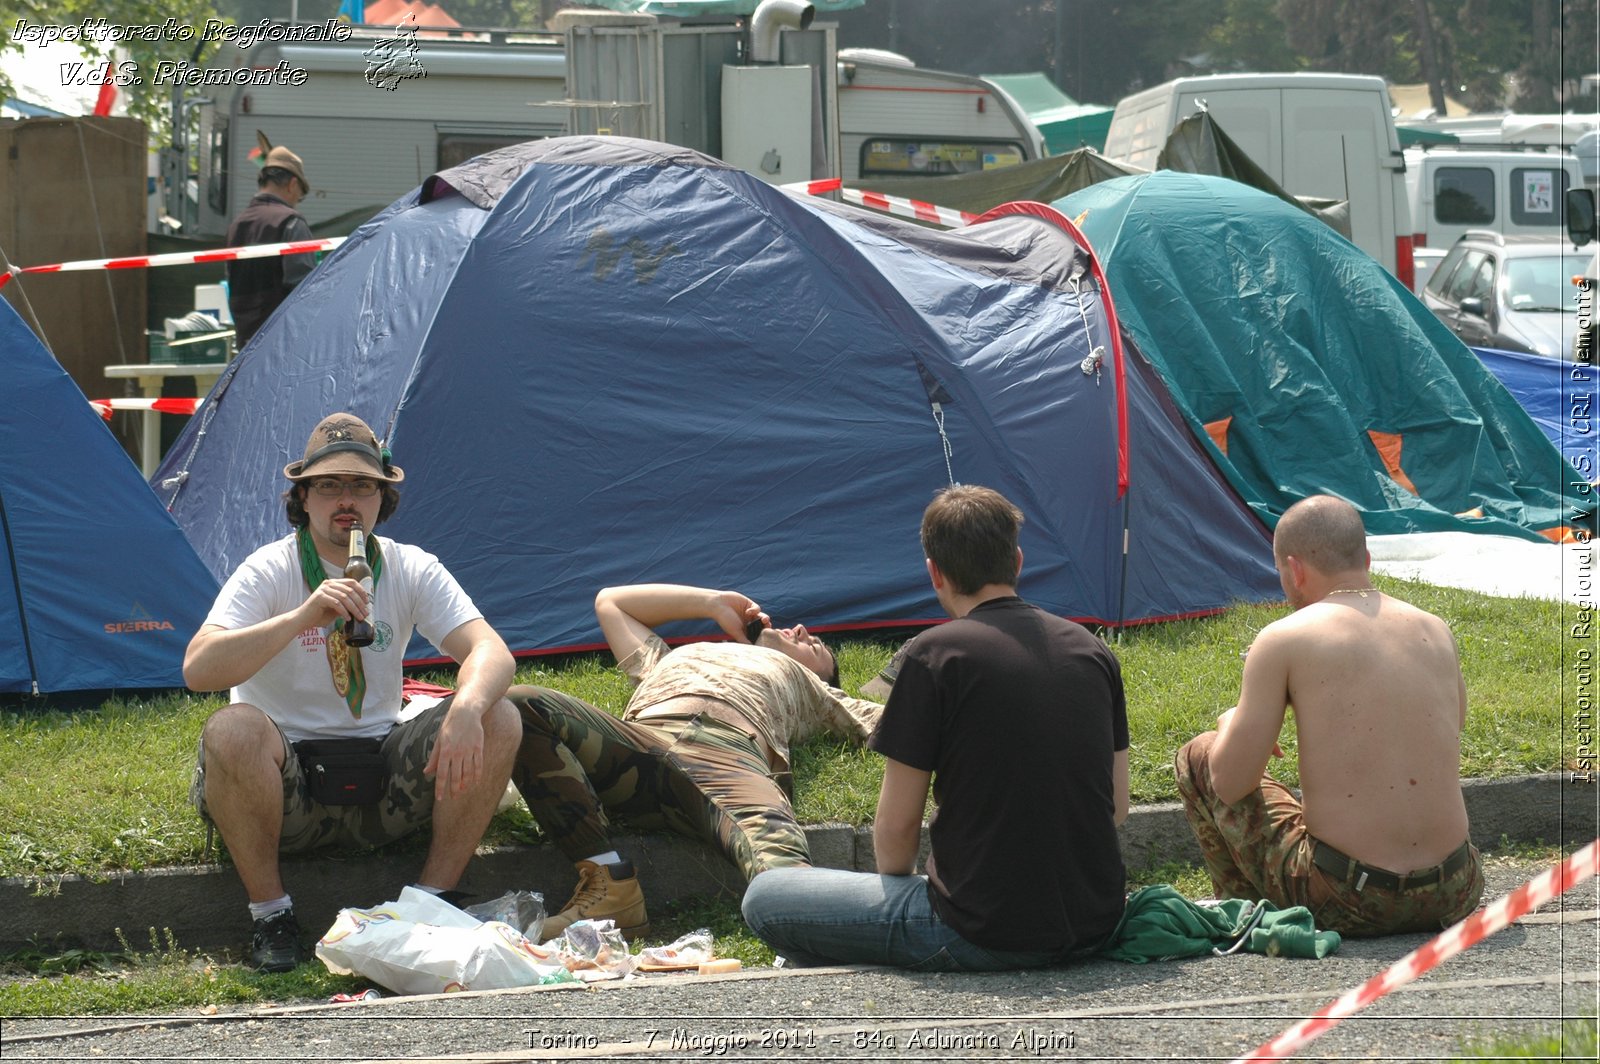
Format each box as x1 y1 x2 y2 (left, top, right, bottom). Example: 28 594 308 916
284 413 404 483
262 145 310 196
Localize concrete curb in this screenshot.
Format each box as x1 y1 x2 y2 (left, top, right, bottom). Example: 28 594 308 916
1 773 1592 955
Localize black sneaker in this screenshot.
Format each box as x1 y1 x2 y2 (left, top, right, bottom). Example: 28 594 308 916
249 908 304 973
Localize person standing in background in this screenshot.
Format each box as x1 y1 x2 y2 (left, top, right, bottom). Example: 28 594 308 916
226 142 315 347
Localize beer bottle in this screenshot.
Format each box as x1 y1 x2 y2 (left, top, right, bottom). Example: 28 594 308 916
344 523 377 648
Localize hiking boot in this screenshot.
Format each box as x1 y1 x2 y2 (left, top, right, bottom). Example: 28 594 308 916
541 859 651 943
249 908 304 973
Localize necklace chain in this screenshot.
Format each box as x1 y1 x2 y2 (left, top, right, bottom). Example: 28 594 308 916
1325 588 1374 598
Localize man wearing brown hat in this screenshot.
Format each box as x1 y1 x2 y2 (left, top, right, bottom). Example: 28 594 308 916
225 144 315 348
184 413 519 972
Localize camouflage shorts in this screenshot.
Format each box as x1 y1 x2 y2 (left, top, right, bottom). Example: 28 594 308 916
508 685 809 881
1174 731 1484 937
190 698 457 855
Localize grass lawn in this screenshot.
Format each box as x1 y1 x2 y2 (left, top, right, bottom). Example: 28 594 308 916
0 572 1571 883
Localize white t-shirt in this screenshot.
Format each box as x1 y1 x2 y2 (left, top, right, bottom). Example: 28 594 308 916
203 533 481 742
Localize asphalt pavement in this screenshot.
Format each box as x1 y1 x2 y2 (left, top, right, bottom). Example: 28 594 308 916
1 856 1595 1063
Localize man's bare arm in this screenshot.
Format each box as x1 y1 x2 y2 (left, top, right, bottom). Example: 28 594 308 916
1209 626 1293 804
426 618 516 801
873 757 931 875
593 584 762 664
1112 747 1130 826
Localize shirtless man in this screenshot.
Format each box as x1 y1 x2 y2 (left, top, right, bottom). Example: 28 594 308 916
1175 495 1483 936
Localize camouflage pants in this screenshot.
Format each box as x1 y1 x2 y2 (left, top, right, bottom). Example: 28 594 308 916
190 698 455 854
1174 731 1483 937
508 684 809 882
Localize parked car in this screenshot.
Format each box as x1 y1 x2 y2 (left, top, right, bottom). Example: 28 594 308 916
1420 231 1583 358
1412 246 1447 294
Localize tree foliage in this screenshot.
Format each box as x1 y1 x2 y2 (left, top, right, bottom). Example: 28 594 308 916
831 0 1597 110
4 0 237 133
3 0 1595 143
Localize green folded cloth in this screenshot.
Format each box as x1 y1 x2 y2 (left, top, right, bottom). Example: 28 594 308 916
1099 884 1341 962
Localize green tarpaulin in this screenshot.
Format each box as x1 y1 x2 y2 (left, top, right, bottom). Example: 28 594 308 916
1059 171 1591 541
844 112 1348 236
1397 123 1463 147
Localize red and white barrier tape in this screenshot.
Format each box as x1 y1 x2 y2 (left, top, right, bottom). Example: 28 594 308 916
843 187 977 228
0 238 344 290
781 177 976 228
1233 838 1600 1063
89 397 203 421
781 178 843 196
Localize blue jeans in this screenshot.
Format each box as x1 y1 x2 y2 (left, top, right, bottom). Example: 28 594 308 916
741 867 1066 971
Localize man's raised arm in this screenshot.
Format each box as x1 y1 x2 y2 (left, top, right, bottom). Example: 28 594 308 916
593 584 763 664
183 576 366 691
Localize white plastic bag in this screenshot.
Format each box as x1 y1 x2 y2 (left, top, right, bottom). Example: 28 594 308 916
315 887 574 996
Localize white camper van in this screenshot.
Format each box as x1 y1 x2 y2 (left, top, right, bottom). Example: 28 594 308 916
1103 72 1413 286
174 28 569 239
1405 146 1584 252
172 17 1031 240
836 49 1046 182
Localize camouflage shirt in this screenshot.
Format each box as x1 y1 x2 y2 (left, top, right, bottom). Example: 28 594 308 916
619 634 882 772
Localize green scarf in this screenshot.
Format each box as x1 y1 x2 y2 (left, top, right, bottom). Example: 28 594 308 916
297 526 385 718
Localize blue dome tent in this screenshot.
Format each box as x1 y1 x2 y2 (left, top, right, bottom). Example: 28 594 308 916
0 298 219 694
155 137 1279 660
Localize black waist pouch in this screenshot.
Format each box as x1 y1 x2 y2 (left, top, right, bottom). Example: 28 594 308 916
294 737 387 806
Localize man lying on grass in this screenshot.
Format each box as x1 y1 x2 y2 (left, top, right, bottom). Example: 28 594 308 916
1175 494 1483 936
506 582 884 941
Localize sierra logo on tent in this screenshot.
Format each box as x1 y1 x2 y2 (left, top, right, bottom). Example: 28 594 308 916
104 602 176 635
585 226 680 284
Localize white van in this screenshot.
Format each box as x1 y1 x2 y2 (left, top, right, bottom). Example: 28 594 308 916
1405 146 1583 251
1103 73 1412 285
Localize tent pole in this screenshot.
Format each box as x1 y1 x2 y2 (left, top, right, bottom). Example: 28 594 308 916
1114 491 1130 643
0 491 42 694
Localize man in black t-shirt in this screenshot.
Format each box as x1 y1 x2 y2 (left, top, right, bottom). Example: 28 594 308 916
742 485 1129 970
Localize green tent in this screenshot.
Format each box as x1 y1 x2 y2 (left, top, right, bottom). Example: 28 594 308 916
1059 171 1590 541
984 72 1114 154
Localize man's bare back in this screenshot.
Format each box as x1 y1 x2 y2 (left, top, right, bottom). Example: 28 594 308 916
1261 590 1470 872
1178 495 1483 934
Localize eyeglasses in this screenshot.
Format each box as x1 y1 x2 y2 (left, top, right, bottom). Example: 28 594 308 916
309 477 381 498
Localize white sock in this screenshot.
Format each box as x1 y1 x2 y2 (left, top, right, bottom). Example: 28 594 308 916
410 883 445 896
583 851 621 866
248 895 293 920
